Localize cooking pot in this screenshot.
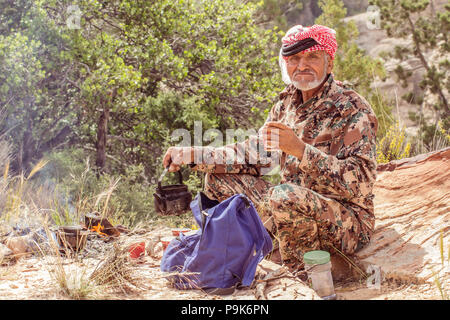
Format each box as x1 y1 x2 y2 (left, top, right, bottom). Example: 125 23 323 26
153 168 192 215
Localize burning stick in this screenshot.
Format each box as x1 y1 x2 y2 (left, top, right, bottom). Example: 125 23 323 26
84 214 121 237
91 223 108 237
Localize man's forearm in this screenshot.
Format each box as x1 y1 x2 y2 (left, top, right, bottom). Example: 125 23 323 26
188 137 273 176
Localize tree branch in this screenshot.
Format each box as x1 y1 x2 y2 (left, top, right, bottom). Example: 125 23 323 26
407 15 449 114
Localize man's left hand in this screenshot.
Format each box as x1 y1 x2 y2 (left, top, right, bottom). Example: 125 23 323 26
259 121 306 159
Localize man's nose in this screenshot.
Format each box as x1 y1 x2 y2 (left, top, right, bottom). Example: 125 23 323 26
295 58 309 71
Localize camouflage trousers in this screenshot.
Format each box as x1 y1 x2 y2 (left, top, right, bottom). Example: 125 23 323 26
203 173 370 269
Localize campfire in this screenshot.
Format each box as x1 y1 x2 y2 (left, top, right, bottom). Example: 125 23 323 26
49 214 126 256
84 213 122 238
91 222 108 237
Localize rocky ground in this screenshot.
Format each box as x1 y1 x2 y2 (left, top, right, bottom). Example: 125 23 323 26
1 148 449 300
0 222 447 300
0 246 444 300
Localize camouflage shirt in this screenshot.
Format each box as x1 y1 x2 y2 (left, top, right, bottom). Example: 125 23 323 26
191 74 378 224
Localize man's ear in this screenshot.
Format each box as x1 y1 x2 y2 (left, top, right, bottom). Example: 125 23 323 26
327 55 333 73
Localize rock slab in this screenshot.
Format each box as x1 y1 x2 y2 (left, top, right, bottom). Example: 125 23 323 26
355 147 450 284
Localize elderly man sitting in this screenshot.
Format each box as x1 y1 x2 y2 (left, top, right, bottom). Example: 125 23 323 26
162 25 378 270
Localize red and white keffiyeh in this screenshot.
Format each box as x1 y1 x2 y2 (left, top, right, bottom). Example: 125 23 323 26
281 25 338 60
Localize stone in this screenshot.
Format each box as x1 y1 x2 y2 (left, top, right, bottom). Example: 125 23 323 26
354 147 450 285
0 243 14 264
5 235 33 259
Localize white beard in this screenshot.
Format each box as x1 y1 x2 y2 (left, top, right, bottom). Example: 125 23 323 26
292 70 327 91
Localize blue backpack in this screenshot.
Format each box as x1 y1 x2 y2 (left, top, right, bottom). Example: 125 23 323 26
160 192 273 294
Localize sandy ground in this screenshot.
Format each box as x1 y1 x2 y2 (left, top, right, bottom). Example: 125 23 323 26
0 256 445 300
0 226 446 300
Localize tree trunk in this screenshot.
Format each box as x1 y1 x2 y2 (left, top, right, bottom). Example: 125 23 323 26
407 15 449 115
96 103 110 174
16 117 35 175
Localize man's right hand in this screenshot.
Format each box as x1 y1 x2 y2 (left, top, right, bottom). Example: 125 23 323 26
162 146 195 172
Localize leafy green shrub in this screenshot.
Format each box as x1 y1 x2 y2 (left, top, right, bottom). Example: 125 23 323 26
369 88 395 140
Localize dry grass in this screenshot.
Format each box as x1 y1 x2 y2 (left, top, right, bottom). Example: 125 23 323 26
50 261 100 300
0 159 57 227
33 218 98 299
36 218 146 299
431 230 449 300
89 241 145 295
329 244 370 283
0 143 142 299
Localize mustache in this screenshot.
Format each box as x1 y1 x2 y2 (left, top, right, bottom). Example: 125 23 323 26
294 69 316 76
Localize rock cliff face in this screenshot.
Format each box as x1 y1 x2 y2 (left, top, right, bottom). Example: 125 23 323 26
286 0 369 26
353 147 450 286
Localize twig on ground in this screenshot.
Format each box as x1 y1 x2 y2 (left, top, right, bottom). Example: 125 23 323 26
254 267 289 300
